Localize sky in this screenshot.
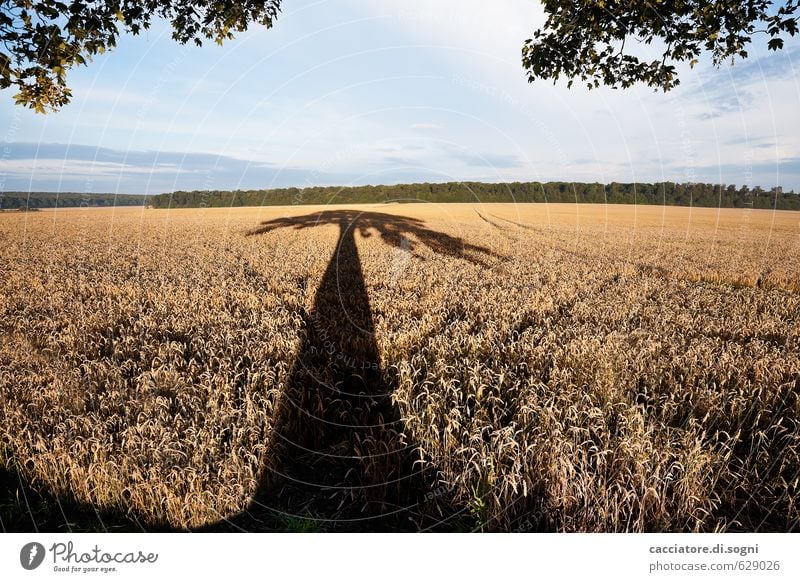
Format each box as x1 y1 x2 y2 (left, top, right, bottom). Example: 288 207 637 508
1 0 799 194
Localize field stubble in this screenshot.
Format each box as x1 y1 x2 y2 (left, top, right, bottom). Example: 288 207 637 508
1 203 799 531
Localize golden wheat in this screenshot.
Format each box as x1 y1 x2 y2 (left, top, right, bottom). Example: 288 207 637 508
1 203 798 531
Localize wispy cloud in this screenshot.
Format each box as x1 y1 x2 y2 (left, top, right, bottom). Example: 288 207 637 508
410 123 444 131
378 155 419 166
0 143 354 193
688 44 800 120
703 156 800 177
0 142 463 192
725 135 776 148
442 144 523 169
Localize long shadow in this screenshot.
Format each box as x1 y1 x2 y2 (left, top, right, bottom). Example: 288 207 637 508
0 209 499 532
208 210 499 531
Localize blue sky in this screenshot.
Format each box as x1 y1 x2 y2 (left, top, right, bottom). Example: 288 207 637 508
1 0 799 194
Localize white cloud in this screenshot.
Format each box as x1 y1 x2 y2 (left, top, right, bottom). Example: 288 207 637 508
346 0 542 87
410 123 444 131
0 159 198 178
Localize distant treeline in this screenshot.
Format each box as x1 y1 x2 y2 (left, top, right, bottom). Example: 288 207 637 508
0 192 148 209
5 182 800 211
150 182 800 210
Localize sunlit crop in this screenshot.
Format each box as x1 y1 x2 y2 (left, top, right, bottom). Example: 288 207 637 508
1 203 798 532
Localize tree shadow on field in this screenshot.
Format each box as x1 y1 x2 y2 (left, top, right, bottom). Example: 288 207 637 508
205 209 500 531
0 209 499 533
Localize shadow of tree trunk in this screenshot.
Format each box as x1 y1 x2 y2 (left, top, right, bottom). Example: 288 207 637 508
210 215 424 531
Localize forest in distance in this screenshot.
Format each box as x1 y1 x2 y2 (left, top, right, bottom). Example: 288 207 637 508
2 180 800 210
0 192 147 209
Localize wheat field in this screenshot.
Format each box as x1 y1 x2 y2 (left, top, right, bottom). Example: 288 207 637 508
1 202 799 532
